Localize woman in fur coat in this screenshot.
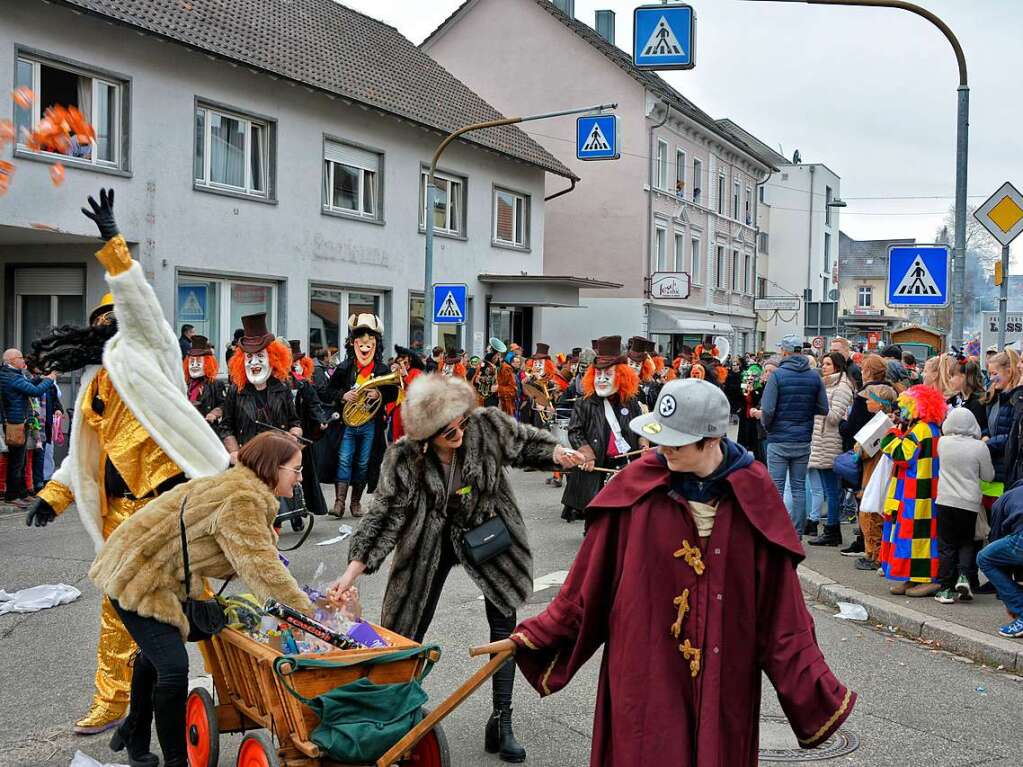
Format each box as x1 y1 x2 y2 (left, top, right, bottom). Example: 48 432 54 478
328 374 583 763
90 432 312 767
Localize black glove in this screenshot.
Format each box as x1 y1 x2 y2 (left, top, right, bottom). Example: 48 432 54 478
25 497 56 528
81 188 119 240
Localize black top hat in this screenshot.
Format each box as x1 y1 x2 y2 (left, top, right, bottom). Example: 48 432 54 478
593 336 626 370
627 336 653 362
289 339 305 360
187 335 214 357
530 343 551 360
239 313 275 354
444 346 462 364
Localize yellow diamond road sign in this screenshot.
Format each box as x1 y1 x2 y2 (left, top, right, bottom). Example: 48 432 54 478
975 181 1023 246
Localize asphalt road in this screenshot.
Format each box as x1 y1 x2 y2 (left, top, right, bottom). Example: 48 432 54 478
2 469 1023 767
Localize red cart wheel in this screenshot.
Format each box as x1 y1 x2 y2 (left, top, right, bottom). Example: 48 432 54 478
236 731 281 767
185 688 219 767
401 722 451 767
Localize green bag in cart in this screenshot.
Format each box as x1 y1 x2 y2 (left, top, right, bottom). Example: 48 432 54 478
273 644 440 763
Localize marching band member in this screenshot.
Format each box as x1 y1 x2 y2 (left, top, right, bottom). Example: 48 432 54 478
389 344 424 441
523 343 568 487
183 335 224 423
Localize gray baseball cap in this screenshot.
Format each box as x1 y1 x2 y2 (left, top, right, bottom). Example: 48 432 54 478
630 379 731 447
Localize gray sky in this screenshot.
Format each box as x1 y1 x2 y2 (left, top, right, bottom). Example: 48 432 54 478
346 0 1022 258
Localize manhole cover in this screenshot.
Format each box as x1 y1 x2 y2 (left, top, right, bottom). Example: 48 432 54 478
758 715 859 762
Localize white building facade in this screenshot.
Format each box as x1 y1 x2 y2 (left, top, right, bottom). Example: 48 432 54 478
0 0 583 363
424 0 776 356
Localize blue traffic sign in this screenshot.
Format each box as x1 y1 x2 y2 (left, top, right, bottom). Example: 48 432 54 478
576 115 619 161
433 283 467 325
633 3 696 70
886 245 951 307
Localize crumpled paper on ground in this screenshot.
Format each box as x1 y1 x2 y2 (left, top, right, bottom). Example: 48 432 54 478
833 601 869 621
0 583 81 615
70 750 128 767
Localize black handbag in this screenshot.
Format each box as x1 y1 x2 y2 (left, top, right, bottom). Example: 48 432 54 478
440 455 512 567
179 498 229 642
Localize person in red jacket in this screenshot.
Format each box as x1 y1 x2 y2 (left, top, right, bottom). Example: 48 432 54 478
482 379 855 766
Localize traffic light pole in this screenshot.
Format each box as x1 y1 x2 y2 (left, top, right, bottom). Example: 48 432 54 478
998 243 1010 351
742 0 969 346
423 103 615 351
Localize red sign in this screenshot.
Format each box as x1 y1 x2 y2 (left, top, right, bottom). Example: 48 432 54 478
867 332 881 350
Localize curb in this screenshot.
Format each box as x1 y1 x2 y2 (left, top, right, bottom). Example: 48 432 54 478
797 564 1023 674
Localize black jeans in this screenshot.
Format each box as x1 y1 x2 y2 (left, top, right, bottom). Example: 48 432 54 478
936 504 978 591
412 533 518 710
5 443 27 500
111 599 189 766
31 447 43 492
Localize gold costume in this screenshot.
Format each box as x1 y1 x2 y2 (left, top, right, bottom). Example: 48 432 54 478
38 235 182 731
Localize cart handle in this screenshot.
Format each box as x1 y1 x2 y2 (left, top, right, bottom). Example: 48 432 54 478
375 647 515 767
468 639 516 658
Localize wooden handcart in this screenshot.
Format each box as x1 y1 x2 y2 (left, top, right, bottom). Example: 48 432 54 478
187 626 513 767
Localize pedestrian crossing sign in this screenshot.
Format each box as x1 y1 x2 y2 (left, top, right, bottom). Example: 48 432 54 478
886 245 950 307
633 3 696 70
432 283 467 325
576 114 619 161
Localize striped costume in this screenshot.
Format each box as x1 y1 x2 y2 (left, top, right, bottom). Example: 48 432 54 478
880 421 940 582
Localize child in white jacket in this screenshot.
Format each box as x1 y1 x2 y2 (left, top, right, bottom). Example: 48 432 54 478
935 407 995 603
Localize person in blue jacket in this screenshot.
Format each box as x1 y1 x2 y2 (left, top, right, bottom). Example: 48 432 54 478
759 335 829 535
978 479 1023 638
0 348 56 507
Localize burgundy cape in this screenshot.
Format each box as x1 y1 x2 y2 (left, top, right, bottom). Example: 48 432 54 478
510 451 856 766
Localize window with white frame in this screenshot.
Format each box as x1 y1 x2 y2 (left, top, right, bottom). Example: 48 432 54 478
675 148 686 198
14 53 126 168
693 158 703 204
177 274 279 357
825 185 834 225
420 169 465 235
858 286 873 308
493 187 529 247
322 139 380 219
716 246 725 289
731 249 740 291
745 186 752 225
674 232 684 272
824 232 832 272
717 174 725 214
654 227 667 273
732 180 740 219
194 103 272 198
691 239 701 284
744 253 752 293
656 140 669 190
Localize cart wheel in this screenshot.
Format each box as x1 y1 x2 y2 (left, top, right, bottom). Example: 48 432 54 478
236 731 281 767
186 687 219 767
401 721 451 767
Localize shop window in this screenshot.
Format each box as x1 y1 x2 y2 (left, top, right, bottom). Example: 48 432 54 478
13 267 85 353
177 275 279 361
309 287 383 358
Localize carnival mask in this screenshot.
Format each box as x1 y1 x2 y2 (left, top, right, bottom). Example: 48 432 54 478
530 359 546 378
292 361 305 380
188 356 206 380
442 363 455 377
594 367 617 398
245 350 271 385
352 332 377 366
627 359 642 374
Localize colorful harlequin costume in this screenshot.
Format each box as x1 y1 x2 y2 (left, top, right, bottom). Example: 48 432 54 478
30 190 229 733
880 385 947 583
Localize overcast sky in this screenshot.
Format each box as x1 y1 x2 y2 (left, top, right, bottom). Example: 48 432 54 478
347 0 1021 258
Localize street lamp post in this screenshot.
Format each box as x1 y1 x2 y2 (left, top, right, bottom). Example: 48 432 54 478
422 103 616 350
742 0 968 347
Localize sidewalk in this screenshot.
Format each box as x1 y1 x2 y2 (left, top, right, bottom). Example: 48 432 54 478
799 522 1023 673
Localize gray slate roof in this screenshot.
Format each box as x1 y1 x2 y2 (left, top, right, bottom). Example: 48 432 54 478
49 0 575 179
714 120 788 168
424 0 778 171
839 231 916 278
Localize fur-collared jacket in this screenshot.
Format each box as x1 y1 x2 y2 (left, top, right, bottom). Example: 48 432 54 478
348 407 559 638
90 464 311 639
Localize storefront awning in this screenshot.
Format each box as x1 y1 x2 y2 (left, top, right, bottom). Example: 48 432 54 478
648 307 734 335
478 274 621 308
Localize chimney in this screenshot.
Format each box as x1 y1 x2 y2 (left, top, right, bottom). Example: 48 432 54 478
552 0 575 17
595 10 615 44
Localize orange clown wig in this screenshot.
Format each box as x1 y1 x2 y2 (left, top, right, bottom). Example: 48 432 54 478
294 355 314 380
897 384 948 425
581 363 640 402
228 339 293 389
183 355 218 381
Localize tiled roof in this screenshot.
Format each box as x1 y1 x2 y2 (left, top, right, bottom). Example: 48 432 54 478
49 0 575 179
839 231 917 278
424 0 778 171
714 120 788 168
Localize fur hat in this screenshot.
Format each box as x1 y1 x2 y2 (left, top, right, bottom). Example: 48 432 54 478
402 373 478 441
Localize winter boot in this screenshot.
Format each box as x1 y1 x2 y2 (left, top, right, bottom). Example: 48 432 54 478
808 524 843 546
330 482 349 518
109 725 158 767
840 532 865 557
349 483 366 518
485 657 526 763
803 519 820 538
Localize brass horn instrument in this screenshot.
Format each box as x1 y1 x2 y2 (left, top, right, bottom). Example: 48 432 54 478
342 371 403 427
